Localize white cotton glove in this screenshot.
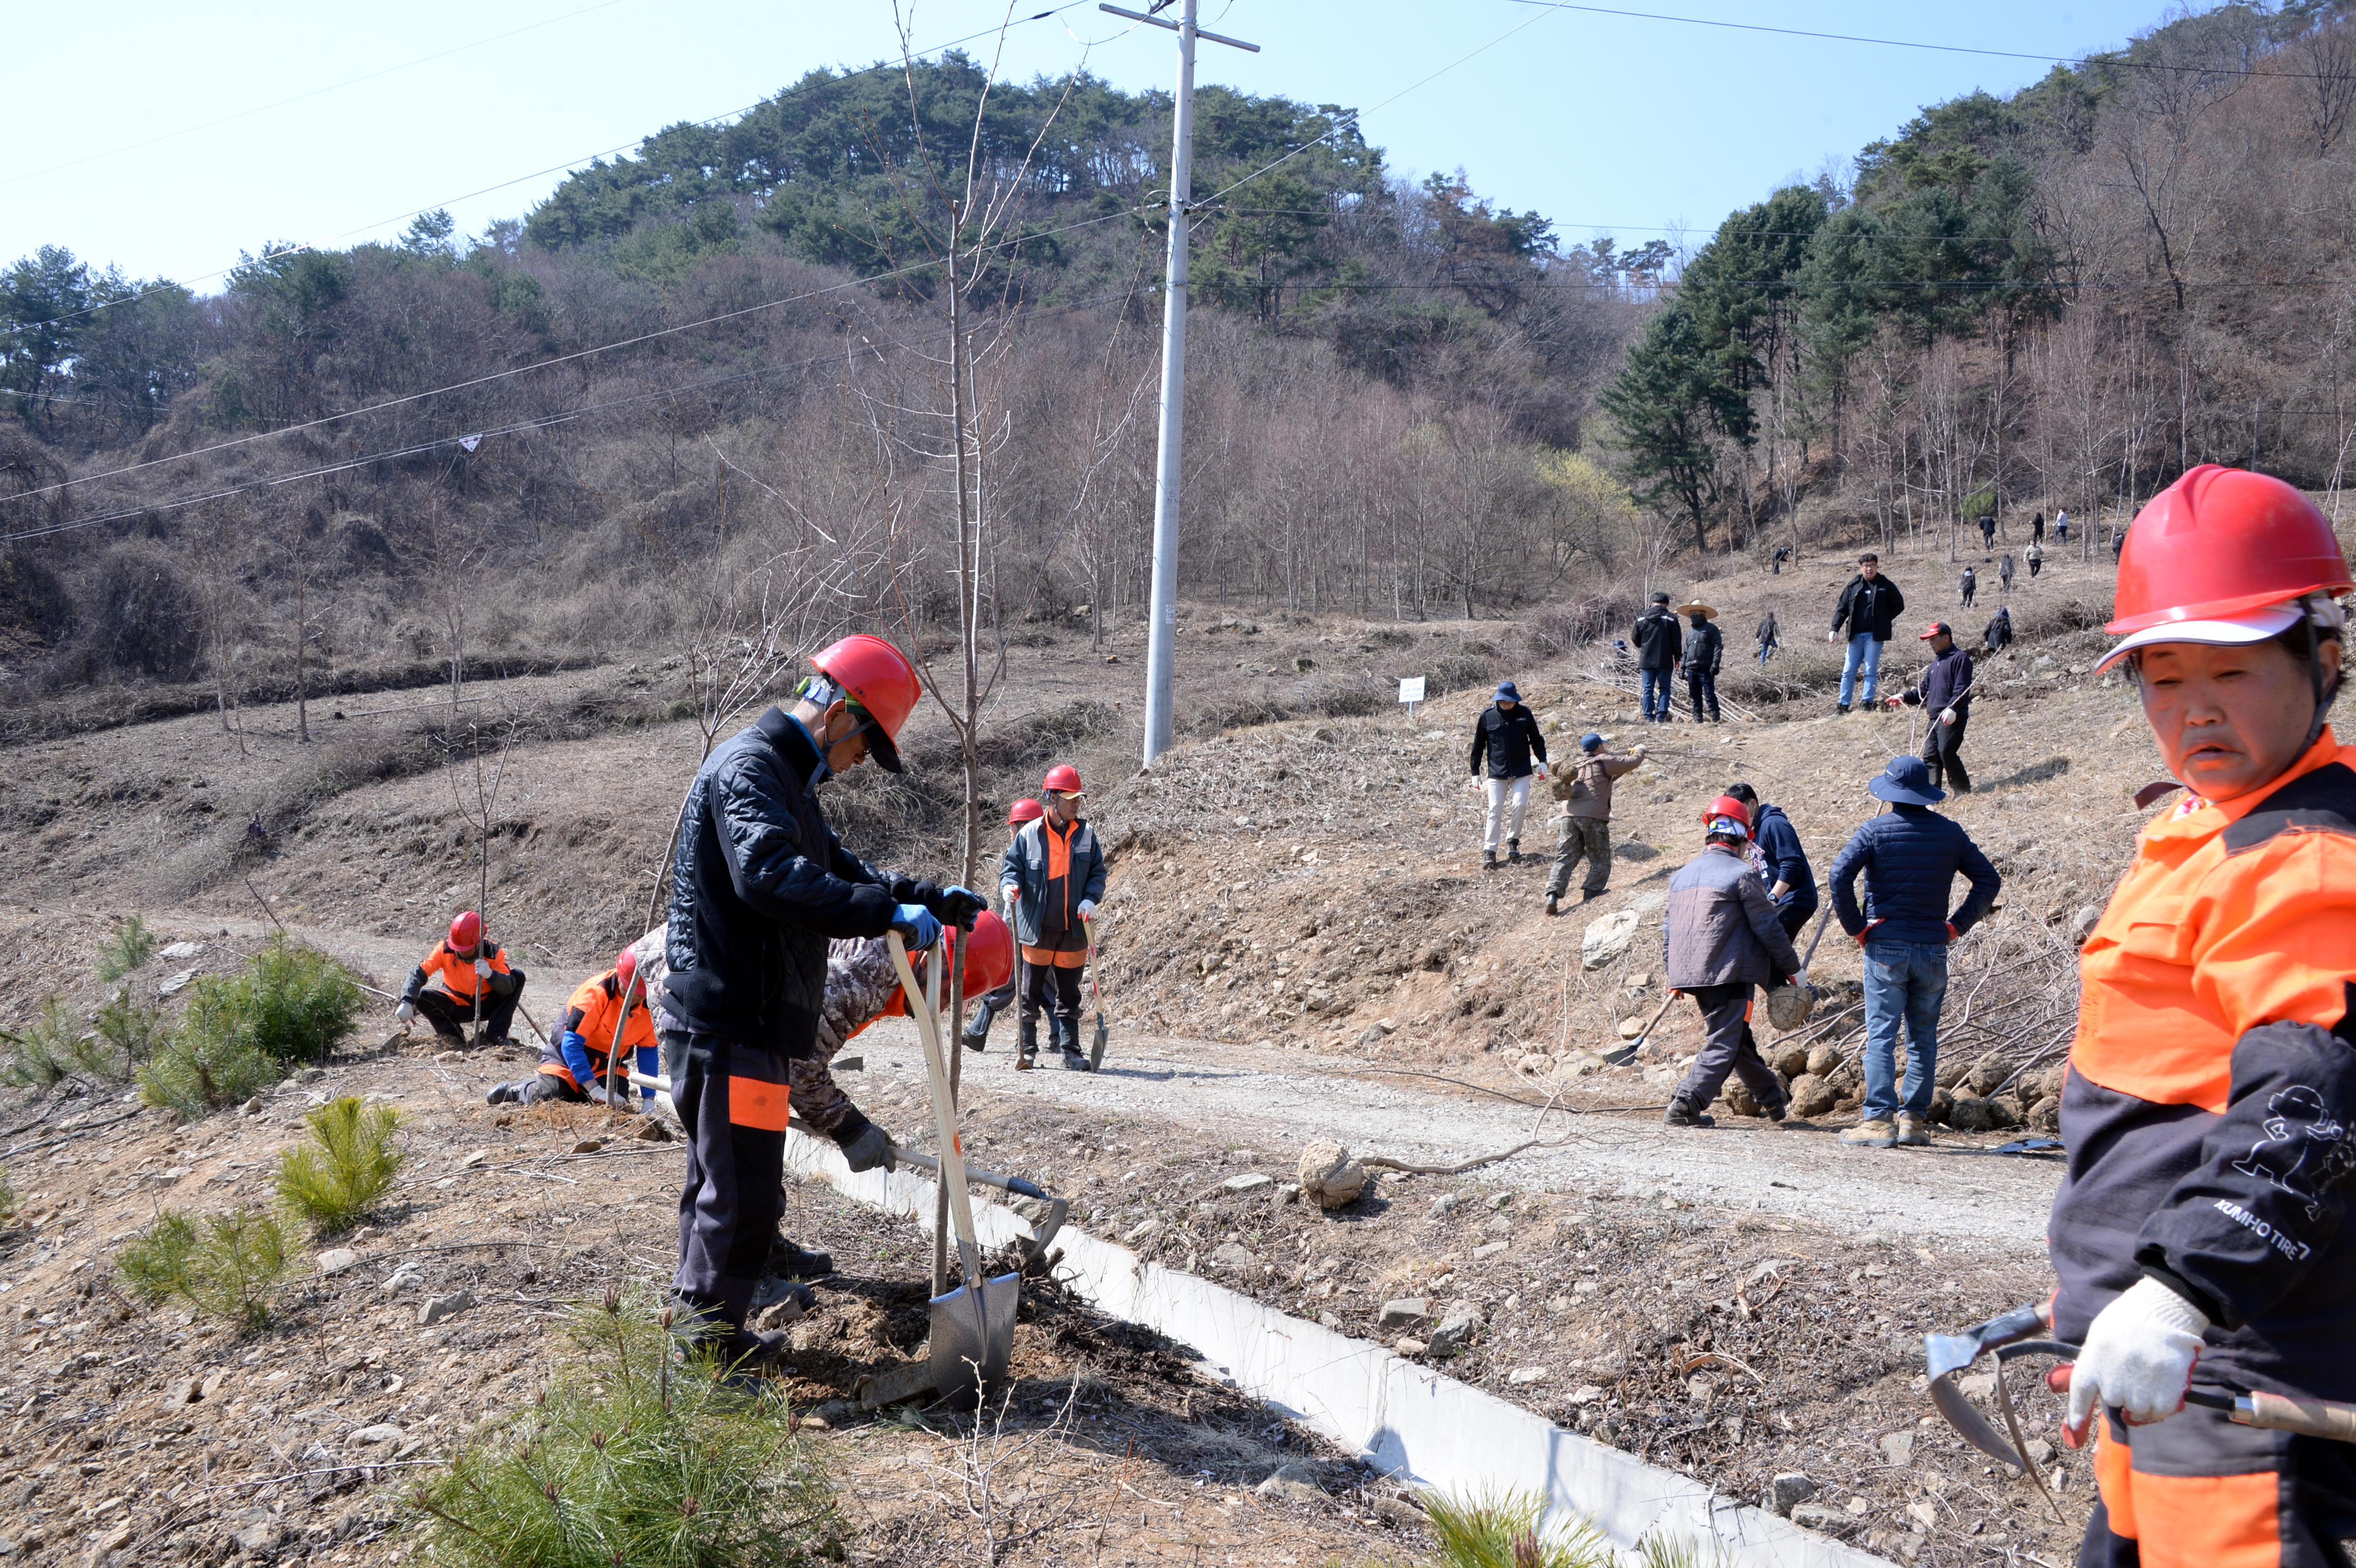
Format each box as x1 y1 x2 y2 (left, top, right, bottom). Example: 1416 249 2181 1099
395 1001 416 1024
1828 629 1841 643
1001 884 1019 909
1791 969 1811 991
2063 1278 2208 1440
1078 899 1097 920
1940 707 1957 726
473 958 492 979
588 1082 610 1106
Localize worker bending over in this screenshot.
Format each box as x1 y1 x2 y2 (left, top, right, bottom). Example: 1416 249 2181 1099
485 949 651 1106
2047 466 2356 1568
395 910 524 1046
1002 765 1106 1071
1660 796 1804 1129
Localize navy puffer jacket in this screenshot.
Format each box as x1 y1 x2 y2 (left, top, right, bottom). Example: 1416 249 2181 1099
1827 805 2001 947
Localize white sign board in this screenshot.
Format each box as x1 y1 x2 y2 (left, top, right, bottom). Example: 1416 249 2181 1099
1397 676 1427 704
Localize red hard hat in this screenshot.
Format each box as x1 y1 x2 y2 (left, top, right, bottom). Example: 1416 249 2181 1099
1007 797 1045 825
1705 795 1752 830
949 911 1015 994
809 634 922 774
614 948 640 995
449 910 481 950
2110 465 2353 634
1042 763 1083 795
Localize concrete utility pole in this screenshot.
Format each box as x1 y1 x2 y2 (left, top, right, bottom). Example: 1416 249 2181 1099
1102 0 1257 767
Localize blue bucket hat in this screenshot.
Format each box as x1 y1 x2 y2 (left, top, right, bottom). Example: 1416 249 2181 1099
1494 681 1522 703
1580 731 1603 752
1869 755 1947 806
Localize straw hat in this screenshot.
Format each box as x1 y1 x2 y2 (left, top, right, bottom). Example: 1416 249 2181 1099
1674 601 1718 620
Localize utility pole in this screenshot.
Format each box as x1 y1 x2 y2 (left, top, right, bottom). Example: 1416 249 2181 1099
1103 0 1257 767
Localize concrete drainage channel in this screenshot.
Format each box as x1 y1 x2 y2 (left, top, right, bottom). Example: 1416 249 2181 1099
782 1130 1889 1568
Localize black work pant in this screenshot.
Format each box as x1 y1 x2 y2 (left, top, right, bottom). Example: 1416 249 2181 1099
669 1028 793 1334
1669 983 1787 1116
1961 584 1975 608
1686 669 1720 722
1922 708 1971 793
1020 960 1084 1028
415 977 525 1042
963 964 1023 1043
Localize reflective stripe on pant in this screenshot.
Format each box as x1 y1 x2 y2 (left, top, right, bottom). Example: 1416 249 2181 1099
669 1028 791 1333
2078 1404 2356 1568
1671 982 1787 1115
1483 776 1531 852
1548 816 1613 898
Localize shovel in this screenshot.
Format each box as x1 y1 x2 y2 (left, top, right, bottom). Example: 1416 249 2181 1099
1081 910 1108 1070
1767 904 1835 1033
1603 989 1680 1067
888 931 1018 1408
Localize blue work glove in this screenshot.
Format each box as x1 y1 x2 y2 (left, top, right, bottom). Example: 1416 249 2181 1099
890 903 942 951
931 885 986 928
559 1031 595 1084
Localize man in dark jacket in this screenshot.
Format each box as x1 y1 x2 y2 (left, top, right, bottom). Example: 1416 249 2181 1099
1829 554 1904 713
1662 795 1806 1128
1725 783 1815 938
662 633 981 1367
1467 680 1549 868
1001 765 1108 1069
1678 602 1723 722
1633 593 1680 722
1983 605 2013 654
1959 565 1976 608
1756 609 1779 666
1827 756 2001 1149
1887 621 1975 793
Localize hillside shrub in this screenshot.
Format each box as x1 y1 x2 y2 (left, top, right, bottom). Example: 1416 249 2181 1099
408 1289 840 1568
0 997 114 1085
138 1030 279 1117
277 1096 404 1233
93 989 165 1068
181 935 364 1064
86 544 202 678
96 914 158 981
116 1206 293 1330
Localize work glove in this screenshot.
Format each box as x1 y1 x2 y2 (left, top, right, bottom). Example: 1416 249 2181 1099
839 1122 895 1174
1000 883 1020 910
2062 1278 2208 1442
1791 968 1811 991
588 1082 610 1107
473 957 492 979
931 885 987 927
395 1001 416 1024
1828 629 1841 642
1884 696 1904 708
890 903 943 951
1077 898 1097 920
1941 707 1957 726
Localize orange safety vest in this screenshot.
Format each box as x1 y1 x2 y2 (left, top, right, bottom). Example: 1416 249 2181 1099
1021 817 1091 969
537 970 656 1092
416 939 513 1004
2071 732 2356 1110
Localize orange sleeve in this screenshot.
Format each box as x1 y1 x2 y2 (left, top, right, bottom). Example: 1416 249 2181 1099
2191 833 2356 1042
486 944 513 976
418 947 452 985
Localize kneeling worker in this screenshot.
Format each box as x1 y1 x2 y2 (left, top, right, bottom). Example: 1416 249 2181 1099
395 910 524 1046
1661 796 1806 1129
486 949 651 1106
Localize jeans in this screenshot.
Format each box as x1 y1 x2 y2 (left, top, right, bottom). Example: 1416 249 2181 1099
1686 668 1720 721
1483 775 1532 851
1861 939 1948 1122
1837 634 1884 708
1640 667 1672 720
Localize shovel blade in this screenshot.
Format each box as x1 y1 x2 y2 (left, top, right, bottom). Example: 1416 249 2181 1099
928 1271 1019 1408
1925 1330 1985 1382
1929 1373 2027 1470
1090 1014 1108 1070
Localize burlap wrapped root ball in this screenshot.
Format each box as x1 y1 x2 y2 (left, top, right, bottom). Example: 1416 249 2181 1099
1297 1138 1368 1210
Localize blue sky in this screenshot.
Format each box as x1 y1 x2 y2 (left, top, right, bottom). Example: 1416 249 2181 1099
4 0 2176 288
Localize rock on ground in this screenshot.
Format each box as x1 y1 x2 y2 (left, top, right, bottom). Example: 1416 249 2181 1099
1296 1138 1367 1209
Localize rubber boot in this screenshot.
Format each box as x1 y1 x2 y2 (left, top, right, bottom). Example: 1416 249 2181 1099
1015 1016 1039 1071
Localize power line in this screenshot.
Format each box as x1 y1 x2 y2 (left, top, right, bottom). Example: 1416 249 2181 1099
2 285 1143 546
0 0 632 192
1502 0 2352 81
9 2 1096 336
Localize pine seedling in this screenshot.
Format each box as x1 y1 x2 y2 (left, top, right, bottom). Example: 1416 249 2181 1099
116 1207 294 1330
96 915 158 982
1421 1490 1613 1568
138 1029 279 1117
410 1288 842 1568
277 1095 405 1234
0 998 86 1087
93 989 165 1071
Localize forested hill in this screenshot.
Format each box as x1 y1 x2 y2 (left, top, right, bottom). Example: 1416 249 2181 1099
0 55 1661 707
1602 2 2356 558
